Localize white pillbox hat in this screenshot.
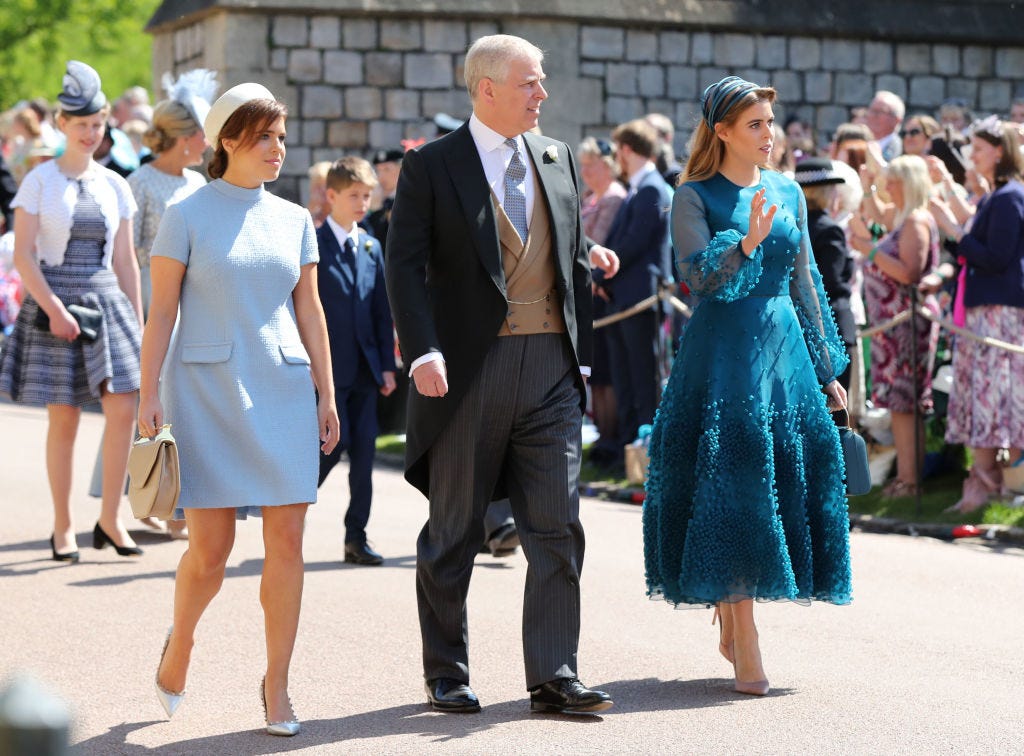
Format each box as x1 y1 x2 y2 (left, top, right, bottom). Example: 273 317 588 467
203 82 276 145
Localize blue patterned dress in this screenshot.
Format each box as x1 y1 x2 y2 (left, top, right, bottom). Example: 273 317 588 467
643 170 852 607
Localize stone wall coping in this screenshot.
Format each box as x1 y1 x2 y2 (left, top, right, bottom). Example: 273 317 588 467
147 0 1022 45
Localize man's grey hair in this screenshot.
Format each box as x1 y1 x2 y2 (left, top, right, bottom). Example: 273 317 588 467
464 34 544 100
873 90 906 121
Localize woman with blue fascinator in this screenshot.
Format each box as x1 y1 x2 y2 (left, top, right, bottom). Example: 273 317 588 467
642 77 853 695
0 61 144 561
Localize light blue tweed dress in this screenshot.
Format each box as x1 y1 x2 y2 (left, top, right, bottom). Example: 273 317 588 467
150 179 320 519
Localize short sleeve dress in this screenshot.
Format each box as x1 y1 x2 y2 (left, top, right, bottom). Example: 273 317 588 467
642 170 853 607
0 161 140 406
150 179 320 519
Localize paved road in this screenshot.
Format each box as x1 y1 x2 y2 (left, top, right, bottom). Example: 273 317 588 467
1 401 1022 754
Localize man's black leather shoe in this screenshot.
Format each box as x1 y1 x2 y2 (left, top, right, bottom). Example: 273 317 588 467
425 678 481 712
344 541 383 566
529 678 613 714
486 523 520 557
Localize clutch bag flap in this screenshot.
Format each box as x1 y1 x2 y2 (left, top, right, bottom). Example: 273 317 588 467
127 425 180 520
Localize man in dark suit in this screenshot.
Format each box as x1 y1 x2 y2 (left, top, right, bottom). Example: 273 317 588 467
317 157 397 565
386 34 612 716
599 118 673 463
365 149 402 249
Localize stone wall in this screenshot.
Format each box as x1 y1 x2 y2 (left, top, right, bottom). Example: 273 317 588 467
148 4 1024 202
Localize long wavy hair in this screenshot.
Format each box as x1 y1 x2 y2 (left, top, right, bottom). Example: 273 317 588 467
682 86 777 184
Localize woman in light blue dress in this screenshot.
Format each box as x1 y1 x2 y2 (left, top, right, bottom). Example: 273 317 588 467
138 84 339 735
642 78 852 696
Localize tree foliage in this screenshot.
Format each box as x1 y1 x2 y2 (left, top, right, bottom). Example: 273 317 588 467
0 0 161 111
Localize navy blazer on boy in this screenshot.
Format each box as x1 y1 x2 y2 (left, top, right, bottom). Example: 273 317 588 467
316 218 396 547
317 220 396 389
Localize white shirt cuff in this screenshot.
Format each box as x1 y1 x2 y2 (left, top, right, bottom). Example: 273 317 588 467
580 366 591 377
410 352 445 374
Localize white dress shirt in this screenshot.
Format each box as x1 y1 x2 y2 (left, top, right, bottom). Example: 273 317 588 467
324 214 361 253
467 113 536 231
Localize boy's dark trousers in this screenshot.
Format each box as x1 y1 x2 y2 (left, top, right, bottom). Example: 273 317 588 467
318 359 379 546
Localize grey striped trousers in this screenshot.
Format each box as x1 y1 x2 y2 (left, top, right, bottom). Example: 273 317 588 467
417 333 584 690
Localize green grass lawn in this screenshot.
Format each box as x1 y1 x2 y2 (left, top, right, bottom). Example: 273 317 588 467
377 435 1024 528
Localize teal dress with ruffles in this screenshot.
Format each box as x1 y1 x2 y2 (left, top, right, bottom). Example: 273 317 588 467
643 170 853 607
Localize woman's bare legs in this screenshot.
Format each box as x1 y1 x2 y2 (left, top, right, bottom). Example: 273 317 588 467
261 503 308 723
731 599 769 694
97 390 139 548
157 507 237 694
47 404 81 553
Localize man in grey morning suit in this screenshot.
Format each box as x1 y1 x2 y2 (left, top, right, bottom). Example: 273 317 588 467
385 34 613 715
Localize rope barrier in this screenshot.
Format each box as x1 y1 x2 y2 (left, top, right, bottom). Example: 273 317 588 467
855 305 1024 355
594 284 1023 355
593 288 692 329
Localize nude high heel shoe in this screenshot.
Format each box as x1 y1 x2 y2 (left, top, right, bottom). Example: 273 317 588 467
732 635 769 696
155 627 185 718
712 604 734 664
260 677 300 736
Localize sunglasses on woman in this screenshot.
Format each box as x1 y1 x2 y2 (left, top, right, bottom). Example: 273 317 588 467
900 128 924 138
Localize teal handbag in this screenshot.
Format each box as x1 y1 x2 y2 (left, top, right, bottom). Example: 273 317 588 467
833 409 871 496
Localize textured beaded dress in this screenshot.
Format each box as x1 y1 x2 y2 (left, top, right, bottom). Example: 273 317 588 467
643 169 853 607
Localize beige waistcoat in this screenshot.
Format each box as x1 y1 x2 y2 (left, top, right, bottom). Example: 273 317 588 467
494 182 566 337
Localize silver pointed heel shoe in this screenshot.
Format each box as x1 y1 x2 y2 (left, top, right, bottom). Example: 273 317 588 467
260 677 300 736
156 627 185 718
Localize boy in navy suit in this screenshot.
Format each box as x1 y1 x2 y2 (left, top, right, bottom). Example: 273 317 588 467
317 157 397 565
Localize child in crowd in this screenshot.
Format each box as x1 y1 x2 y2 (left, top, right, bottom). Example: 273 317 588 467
315 157 396 565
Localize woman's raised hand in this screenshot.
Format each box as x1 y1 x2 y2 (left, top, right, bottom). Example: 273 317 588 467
741 188 777 256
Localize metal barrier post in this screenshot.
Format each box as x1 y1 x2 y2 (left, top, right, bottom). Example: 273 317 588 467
909 287 923 516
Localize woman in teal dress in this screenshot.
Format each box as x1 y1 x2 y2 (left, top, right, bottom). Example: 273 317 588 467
643 77 852 696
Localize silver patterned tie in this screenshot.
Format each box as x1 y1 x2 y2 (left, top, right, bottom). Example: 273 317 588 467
503 137 529 243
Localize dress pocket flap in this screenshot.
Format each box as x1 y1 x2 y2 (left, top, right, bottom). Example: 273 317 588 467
279 343 311 365
181 341 233 363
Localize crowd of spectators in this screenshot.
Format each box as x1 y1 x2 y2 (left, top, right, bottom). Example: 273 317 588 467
2 71 1022 512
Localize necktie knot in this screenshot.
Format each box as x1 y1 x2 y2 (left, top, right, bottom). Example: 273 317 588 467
503 138 528 242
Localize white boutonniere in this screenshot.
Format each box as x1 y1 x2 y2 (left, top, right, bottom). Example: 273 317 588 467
364 240 373 251
543 145 559 164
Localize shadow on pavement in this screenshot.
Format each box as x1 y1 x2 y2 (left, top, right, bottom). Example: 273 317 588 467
75 699 607 754
599 677 796 710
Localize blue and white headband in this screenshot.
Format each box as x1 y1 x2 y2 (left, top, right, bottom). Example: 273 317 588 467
701 76 760 130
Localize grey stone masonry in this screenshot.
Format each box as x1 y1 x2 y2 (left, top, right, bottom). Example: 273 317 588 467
324 50 363 85
273 15 307 47
627 31 658 62
302 85 342 119
310 17 340 49
581 27 624 60
146 4 1024 203
404 54 453 89
288 49 322 82
365 53 402 87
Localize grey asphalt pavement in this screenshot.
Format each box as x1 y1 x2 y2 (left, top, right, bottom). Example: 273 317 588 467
1 400 1022 754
